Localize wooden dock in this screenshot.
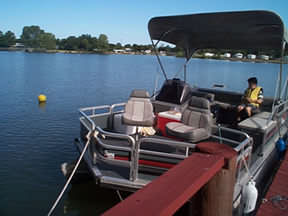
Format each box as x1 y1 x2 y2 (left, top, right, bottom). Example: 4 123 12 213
257 152 288 216
103 142 238 216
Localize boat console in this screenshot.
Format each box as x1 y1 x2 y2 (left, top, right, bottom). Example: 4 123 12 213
156 78 192 105
152 79 192 113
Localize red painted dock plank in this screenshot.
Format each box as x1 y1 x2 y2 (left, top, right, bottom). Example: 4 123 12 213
257 153 288 216
102 153 225 216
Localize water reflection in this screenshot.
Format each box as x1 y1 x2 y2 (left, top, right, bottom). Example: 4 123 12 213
38 102 46 110
63 181 129 216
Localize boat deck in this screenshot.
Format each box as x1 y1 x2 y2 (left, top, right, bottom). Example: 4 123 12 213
257 152 288 216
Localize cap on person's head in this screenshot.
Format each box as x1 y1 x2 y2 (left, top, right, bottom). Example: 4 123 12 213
248 77 257 84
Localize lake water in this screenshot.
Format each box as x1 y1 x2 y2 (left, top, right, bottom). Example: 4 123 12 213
0 51 286 216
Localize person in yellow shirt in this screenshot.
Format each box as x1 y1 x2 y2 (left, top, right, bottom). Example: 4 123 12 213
237 77 263 120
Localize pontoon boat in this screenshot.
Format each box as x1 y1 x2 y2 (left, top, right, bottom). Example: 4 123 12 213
73 11 288 215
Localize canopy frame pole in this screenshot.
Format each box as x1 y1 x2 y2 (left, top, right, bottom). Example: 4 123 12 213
184 63 187 82
280 42 287 100
270 41 286 123
278 41 286 100
183 58 191 82
183 48 194 82
151 39 168 81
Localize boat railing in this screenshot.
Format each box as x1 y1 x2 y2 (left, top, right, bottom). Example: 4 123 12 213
110 102 126 113
79 105 112 130
211 125 253 181
79 104 140 181
93 126 138 181
91 127 195 181
270 99 288 122
79 103 253 183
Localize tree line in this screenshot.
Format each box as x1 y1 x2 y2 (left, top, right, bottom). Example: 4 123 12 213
0 25 109 51
1 25 286 58
0 25 180 53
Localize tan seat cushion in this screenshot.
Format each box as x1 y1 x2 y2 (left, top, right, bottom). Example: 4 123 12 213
166 122 210 142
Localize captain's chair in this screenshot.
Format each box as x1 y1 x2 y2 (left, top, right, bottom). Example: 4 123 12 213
123 90 155 127
166 96 212 142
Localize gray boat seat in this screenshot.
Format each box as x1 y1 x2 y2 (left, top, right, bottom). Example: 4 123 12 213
123 90 155 127
166 96 212 142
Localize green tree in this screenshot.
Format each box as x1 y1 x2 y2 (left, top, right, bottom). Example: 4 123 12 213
38 32 56 49
20 26 56 49
90 37 98 50
0 30 16 47
79 38 89 50
132 44 141 52
5 31 16 46
124 44 132 48
98 34 109 50
64 36 80 50
21 25 44 47
115 42 122 49
0 31 5 47
78 34 92 50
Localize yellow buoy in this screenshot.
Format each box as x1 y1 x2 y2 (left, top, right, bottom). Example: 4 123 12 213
38 94 47 103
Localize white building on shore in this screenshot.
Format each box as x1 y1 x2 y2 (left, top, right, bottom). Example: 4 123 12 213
223 53 231 58
144 49 152 54
11 43 25 48
113 49 125 54
234 53 243 59
204 52 215 57
247 54 256 59
259 55 269 61
125 48 132 52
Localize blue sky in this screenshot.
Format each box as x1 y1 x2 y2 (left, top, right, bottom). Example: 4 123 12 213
1 0 287 44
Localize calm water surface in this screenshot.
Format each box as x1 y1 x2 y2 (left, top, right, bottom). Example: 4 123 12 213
0 51 285 215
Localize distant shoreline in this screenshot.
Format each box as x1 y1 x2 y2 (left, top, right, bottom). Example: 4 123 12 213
192 54 286 64
0 47 286 64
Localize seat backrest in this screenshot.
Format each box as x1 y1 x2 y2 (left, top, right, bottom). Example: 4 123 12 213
190 90 215 103
123 90 155 126
181 96 212 131
130 89 151 98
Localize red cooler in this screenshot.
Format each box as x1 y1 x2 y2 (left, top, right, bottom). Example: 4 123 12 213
156 111 182 136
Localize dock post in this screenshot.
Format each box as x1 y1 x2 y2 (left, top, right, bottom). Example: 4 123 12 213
195 142 238 216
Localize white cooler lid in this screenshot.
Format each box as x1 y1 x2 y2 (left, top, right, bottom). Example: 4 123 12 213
158 111 182 121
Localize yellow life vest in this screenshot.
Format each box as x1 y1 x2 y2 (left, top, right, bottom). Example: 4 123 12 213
244 86 262 107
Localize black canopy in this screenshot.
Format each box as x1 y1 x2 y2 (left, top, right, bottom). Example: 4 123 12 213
148 11 288 58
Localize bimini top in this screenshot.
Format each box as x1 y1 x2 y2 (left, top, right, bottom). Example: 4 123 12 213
148 10 288 58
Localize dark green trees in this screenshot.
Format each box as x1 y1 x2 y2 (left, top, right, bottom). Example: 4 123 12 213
97 34 109 50
20 26 56 49
0 31 16 47
38 32 56 49
57 34 109 51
